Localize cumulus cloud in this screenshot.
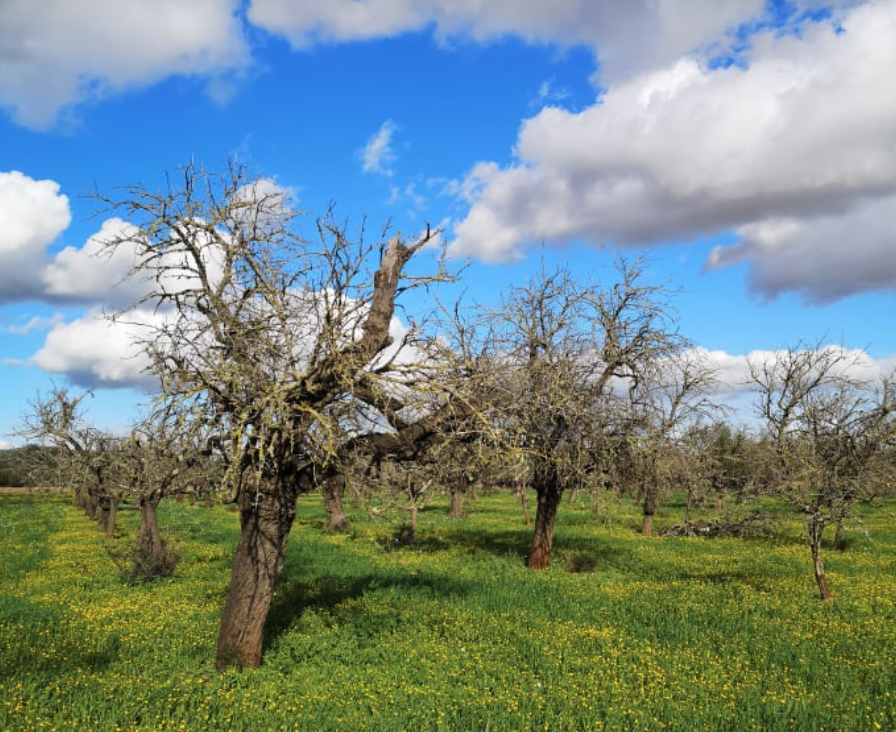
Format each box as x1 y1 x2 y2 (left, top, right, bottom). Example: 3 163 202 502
30 307 161 390
3 313 66 335
0 0 249 128
362 120 398 176
247 0 773 85
448 0 896 301
42 218 150 308
695 345 896 426
707 194 896 303
0 171 71 303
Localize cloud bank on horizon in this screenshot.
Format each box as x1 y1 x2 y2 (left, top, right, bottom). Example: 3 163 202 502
1 0 895 396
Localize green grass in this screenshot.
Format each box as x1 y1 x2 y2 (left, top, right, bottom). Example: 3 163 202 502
1 490 894 731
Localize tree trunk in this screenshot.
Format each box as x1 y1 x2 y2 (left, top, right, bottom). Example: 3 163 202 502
97 494 112 533
808 516 833 601
833 518 847 552
104 497 118 539
448 487 464 518
714 492 724 512
449 475 469 519
323 475 349 532
138 498 165 560
528 482 562 569
641 496 656 537
408 490 418 542
519 488 530 525
216 484 298 669
85 492 98 520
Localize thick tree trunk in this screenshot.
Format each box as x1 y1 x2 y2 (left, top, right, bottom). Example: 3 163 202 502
809 516 833 601
216 484 298 670
528 483 562 569
138 499 165 560
104 497 118 539
641 496 656 537
323 475 349 532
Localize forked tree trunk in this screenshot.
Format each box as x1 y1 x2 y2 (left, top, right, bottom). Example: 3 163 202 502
641 496 656 537
808 516 833 601
216 484 298 670
138 498 165 560
104 497 118 539
323 475 349 532
528 482 562 569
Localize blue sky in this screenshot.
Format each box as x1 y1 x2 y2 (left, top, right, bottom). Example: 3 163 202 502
1 0 895 443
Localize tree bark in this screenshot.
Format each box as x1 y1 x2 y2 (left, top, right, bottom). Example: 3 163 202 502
528 483 562 569
833 518 847 552
714 492 724 512
104 497 118 539
97 494 112 533
85 492 97 520
216 483 298 669
520 488 531 525
809 516 833 601
322 475 349 532
138 498 165 560
641 496 656 537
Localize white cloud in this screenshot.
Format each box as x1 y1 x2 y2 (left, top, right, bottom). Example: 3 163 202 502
707 194 896 303
362 120 398 176
449 0 896 301
694 345 896 426
0 171 71 303
30 307 161 390
247 0 771 86
42 218 149 308
3 313 66 335
0 0 249 129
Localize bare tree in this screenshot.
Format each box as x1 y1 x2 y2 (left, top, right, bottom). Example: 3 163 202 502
614 349 717 536
750 343 896 600
98 161 452 668
17 386 116 526
488 258 683 568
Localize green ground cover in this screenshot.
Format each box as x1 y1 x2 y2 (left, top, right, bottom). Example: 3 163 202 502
1 490 894 731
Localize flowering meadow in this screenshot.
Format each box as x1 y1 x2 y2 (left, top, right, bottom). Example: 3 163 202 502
1 490 894 731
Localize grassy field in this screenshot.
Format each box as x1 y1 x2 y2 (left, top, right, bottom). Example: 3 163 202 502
1 489 894 731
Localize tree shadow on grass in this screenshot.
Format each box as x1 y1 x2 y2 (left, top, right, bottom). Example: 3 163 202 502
263 570 471 652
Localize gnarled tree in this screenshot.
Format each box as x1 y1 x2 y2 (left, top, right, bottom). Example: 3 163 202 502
489 258 683 568
99 161 451 668
750 343 896 600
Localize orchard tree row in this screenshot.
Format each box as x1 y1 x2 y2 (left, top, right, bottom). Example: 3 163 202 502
15 161 896 670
